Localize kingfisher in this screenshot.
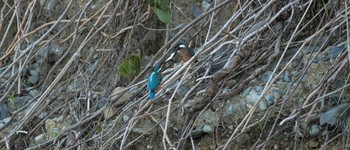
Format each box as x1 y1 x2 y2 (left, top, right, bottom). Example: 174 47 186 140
147 61 163 99
173 42 195 62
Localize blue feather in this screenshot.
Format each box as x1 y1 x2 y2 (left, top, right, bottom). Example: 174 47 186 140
147 71 162 99
149 90 155 99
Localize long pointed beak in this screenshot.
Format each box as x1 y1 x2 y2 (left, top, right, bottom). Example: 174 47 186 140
165 52 176 62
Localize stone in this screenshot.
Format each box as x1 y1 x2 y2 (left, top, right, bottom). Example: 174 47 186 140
45 119 56 131
28 69 39 84
29 90 40 97
98 98 107 109
320 103 350 126
222 87 230 94
192 5 201 18
2 117 11 124
224 104 233 116
308 139 319 148
202 0 211 11
34 133 46 144
0 122 5 129
48 40 64 63
111 87 131 106
203 124 213 133
330 45 344 59
191 128 205 139
88 60 99 74
245 89 267 111
39 112 48 119
0 103 8 120
309 125 321 137
265 95 275 105
122 115 130 122
12 96 32 109
103 106 115 119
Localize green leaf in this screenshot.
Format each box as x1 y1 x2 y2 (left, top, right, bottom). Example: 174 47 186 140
258 120 263 131
153 7 170 23
149 0 158 7
129 55 141 74
9 92 15 109
148 0 170 23
159 0 169 10
117 55 141 78
125 60 133 74
118 64 129 78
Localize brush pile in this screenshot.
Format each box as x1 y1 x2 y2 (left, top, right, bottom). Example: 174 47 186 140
0 0 349 149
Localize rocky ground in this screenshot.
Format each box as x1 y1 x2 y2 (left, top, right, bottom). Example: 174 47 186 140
1 0 350 149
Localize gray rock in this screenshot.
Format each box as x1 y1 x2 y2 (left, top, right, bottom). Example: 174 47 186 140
122 115 130 122
48 40 64 63
265 95 275 105
103 106 115 119
88 60 99 74
330 45 344 59
258 100 267 111
224 104 233 116
309 125 321 137
34 133 46 144
245 89 267 111
203 124 213 133
177 86 189 97
55 115 64 122
310 36 328 47
303 45 321 54
36 45 48 64
3 72 11 79
28 69 39 84
255 86 264 92
283 71 291 82
222 87 230 94
2 117 11 124
12 96 32 109
39 112 48 119
0 122 5 129
28 75 39 84
29 90 40 97
273 89 283 97
110 87 131 106
165 80 190 97
191 128 205 139
0 103 8 119
29 69 38 76
202 0 211 11
98 98 107 109
242 87 252 96
320 103 350 126
192 5 201 18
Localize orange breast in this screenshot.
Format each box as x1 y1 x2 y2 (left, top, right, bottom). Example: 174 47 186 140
177 50 192 62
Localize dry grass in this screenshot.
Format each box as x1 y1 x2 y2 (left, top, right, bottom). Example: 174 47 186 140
0 0 350 149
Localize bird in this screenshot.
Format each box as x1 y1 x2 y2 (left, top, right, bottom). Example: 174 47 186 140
173 41 195 62
147 61 163 99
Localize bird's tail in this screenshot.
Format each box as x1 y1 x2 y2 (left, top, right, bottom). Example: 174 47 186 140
149 90 155 99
